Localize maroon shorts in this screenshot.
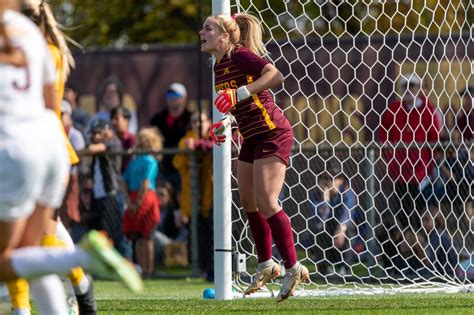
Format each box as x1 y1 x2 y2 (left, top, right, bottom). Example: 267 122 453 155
238 129 293 165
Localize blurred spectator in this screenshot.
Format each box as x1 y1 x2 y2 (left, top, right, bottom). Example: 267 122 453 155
438 146 473 248
59 100 86 227
439 145 473 206
422 87 473 240
305 173 355 275
422 204 457 277
64 83 90 134
453 85 473 142
61 100 86 154
173 112 213 220
83 120 132 258
88 76 138 135
156 182 187 241
421 79 444 136
397 230 428 277
150 83 192 197
375 215 404 276
431 87 473 242
154 182 189 266
111 106 136 173
122 128 163 277
172 111 214 279
379 73 441 231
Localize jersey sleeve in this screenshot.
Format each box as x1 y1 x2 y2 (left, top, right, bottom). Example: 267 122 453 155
232 48 269 77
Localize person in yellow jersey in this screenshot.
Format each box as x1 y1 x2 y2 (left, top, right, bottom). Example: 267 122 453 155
7 1 97 314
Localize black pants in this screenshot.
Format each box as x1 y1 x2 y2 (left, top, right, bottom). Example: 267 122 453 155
198 213 214 277
393 181 426 232
90 194 132 259
308 219 348 274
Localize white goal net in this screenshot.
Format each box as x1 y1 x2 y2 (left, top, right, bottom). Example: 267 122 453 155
227 0 473 296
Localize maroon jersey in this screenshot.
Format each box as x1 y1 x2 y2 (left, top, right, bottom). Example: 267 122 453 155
214 46 291 141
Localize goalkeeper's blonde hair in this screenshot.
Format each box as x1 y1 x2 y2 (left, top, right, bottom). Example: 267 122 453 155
212 12 267 58
20 0 75 77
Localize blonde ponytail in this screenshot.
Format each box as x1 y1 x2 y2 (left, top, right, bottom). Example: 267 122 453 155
211 12 267 57
20 0 75 77
233 13 267 57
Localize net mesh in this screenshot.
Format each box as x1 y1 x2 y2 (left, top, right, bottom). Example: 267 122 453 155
230 0 473 294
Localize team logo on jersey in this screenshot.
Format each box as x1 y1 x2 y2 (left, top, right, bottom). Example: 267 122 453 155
224 67 230 75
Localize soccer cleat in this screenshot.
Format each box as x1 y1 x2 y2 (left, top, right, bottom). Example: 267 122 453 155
75 274 97 315
79 230 143 293
244 261 281 295
276 263 309 302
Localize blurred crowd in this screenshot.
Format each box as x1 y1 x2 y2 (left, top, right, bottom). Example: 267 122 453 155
60 77 214 280
302 73 473 279
61 73 472 281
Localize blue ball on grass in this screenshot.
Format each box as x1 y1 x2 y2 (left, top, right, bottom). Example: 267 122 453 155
202 288 215 300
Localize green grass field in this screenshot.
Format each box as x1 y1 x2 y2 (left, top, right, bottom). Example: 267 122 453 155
91 278 474 314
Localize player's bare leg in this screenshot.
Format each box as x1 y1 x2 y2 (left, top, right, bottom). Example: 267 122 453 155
253 156 286 219
254 156 309 301
0 219 28 280
238 161 280 294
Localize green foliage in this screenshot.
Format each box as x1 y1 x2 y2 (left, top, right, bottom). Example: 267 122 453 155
237 0 471 41
49 0 211 48
49 1 471 48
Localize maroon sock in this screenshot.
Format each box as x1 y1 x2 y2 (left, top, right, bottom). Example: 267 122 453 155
246 211 273 263
267 210 297 269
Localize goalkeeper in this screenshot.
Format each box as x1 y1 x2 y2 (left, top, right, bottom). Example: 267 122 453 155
199 12 309 302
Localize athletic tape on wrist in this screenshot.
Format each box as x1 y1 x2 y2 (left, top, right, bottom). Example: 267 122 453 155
236 86 251 101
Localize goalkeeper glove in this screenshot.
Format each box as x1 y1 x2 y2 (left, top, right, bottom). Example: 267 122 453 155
214 86 252 113
209 115 233 146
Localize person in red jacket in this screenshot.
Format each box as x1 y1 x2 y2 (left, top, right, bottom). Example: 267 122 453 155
379 73 441 232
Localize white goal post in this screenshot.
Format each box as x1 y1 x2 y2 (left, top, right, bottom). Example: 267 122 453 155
213 0 473 299
212 0 234 301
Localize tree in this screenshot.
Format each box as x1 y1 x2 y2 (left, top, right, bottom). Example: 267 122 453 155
50 0 211 48
50 1 470 48
238 0 471 39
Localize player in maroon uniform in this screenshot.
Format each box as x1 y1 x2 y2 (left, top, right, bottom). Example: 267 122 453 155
199 12 309 302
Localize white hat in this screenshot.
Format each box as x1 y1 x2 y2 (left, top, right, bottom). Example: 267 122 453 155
167 83 187 97
399 73 421 87
61 99 72 114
